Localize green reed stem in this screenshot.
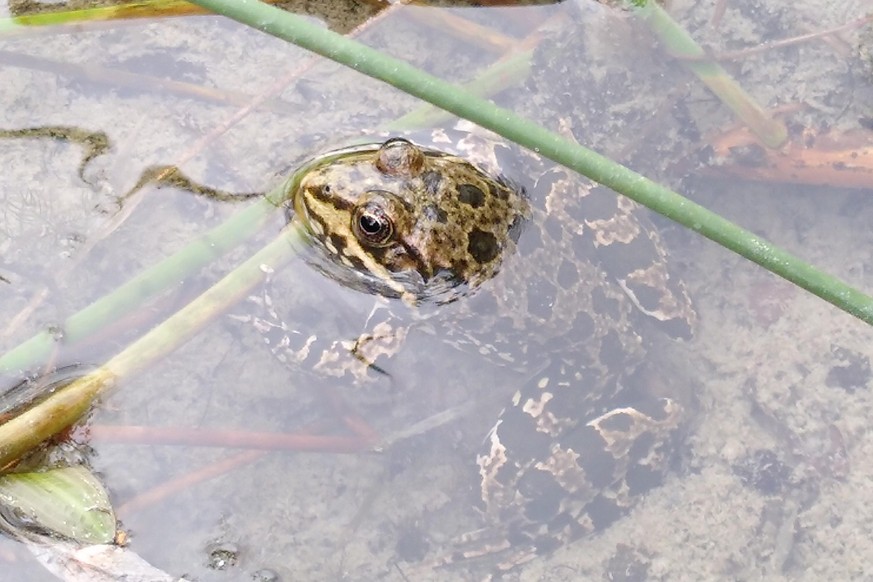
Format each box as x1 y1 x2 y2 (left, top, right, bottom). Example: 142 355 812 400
0 222 303 469
0 182 289 377
636 1 787 148
388 48 533 131
189 0 873 325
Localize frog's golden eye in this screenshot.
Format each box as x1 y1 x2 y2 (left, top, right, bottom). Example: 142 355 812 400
352 200 395 247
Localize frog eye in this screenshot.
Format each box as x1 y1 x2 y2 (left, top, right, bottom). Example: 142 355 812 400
352 201 394 247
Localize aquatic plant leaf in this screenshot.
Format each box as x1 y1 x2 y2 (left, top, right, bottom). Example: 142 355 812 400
0 465 116 544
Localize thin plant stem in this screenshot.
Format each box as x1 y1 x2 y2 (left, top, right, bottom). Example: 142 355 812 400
0 222 304 469
0 181 288 377
184 0 873 326
636 1 788 148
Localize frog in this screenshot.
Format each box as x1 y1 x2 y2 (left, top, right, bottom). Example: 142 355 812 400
246 125 696 573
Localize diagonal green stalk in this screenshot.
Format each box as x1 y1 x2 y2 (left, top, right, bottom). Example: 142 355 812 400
635 1 787 148
187 0 873 325
0 222 304 469
0 155 322 464
0 180 289 377
0 153 337 462
387 48 533 131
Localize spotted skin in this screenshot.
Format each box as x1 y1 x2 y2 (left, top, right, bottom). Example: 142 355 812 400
287 136 529 306
248 128 695 571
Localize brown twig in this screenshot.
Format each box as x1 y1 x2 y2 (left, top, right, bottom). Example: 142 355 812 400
116 449 266 516
710 14 873 61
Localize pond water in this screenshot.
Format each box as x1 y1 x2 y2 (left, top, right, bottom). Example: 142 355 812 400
1 1 872 580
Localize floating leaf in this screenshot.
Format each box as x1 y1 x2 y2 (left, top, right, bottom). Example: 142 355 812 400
0 465 116 544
